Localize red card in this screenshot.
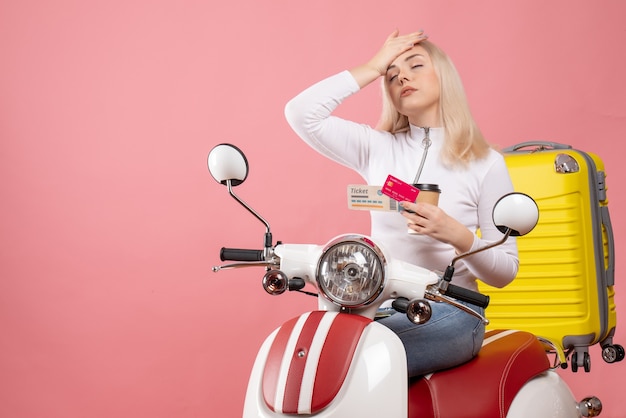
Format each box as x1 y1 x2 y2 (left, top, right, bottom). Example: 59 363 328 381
381 175 420 202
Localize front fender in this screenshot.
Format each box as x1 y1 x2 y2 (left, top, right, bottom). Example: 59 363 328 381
243 311 408 417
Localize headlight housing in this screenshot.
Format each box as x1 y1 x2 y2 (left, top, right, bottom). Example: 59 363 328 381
316 235 386 308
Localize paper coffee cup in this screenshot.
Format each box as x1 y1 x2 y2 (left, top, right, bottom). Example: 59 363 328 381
414 183 441 206
407 184 442 234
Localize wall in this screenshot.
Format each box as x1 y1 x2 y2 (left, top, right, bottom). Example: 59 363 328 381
1 0 625 416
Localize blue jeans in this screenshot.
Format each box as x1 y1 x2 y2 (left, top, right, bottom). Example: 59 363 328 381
377 301 485 378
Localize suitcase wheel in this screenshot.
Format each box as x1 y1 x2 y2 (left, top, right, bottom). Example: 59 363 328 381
571 351 591 373
601 344 625 364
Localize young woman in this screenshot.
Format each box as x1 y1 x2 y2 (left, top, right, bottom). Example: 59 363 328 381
284 29 518 377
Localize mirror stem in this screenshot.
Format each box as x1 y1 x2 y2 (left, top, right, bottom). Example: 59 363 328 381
443 228 512 282
227 180 273 249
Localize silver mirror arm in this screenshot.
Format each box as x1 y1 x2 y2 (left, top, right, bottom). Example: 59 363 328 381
441 228 512 285
227 180 270 234
451 228 511 267
226 179 274 254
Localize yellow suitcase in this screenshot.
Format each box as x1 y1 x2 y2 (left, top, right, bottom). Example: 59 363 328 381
478 141 623 372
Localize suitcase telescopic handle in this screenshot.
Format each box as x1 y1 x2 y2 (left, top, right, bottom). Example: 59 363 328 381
502 141 572 153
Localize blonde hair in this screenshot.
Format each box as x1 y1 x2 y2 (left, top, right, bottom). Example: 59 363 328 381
377 40 490 167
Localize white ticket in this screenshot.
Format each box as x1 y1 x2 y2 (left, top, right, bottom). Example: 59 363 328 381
347 184 400 212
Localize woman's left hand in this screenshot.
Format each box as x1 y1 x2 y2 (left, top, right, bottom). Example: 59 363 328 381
400 201 474 253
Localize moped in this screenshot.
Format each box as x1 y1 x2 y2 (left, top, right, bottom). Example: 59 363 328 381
208 143 603 417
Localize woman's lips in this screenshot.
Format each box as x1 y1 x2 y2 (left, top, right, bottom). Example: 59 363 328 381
401 87 417 97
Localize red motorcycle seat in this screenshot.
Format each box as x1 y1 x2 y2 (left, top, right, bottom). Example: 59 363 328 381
408 329 551 418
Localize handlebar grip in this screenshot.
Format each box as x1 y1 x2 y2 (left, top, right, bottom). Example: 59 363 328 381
220 248 264 262
444 284 490 308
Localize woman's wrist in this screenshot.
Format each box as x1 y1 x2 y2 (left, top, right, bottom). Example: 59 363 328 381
450 225 475 255
349 64 383 89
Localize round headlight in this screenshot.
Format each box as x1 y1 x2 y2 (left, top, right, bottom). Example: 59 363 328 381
316 235 386 308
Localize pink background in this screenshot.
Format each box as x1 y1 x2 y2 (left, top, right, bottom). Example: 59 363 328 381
1 1 625 417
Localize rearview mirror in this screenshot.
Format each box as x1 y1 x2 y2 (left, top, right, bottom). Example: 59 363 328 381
207 143 249 187
492 192 539 236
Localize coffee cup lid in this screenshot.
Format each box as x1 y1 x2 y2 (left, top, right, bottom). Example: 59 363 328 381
414 183 441 193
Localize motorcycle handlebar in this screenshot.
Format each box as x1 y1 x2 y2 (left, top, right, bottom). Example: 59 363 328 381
220 247 265 262
444 283 490 308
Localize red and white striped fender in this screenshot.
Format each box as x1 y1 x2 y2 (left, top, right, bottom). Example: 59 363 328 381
261 311 371 415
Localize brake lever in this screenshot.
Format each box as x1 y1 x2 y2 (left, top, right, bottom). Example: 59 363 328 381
424 285 490 325
212 261 273 272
